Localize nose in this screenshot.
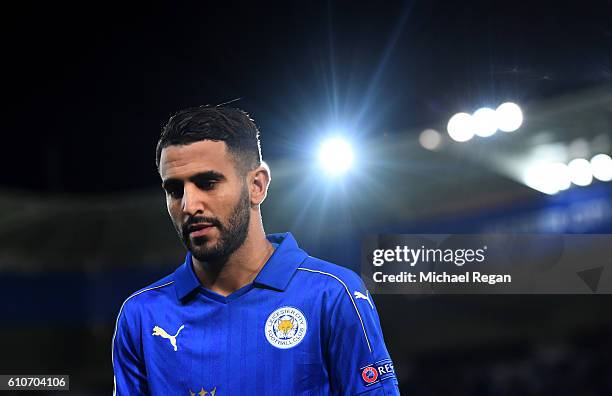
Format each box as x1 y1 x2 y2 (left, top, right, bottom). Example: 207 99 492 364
181 183 205 216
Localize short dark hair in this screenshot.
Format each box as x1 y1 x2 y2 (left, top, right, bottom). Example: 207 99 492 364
156 105 262 175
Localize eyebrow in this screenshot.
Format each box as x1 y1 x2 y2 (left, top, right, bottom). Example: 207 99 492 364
162 170 226 190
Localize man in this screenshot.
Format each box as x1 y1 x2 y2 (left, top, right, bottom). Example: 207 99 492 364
112 106 400 395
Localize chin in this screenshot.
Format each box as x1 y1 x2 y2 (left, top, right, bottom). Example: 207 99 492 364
190 240 224 259
192 249 226 264
191 235 212 246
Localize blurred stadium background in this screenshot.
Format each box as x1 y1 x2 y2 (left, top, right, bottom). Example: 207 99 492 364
1 1 611 395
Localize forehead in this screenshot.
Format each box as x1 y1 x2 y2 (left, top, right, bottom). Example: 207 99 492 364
159 140 236 180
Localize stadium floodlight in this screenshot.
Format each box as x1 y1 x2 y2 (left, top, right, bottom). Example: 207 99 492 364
568 158 593 186
472 107 498 137
590 154 612 182
419 128 442 150
496 102 523 132
447 112 475 142
318 137 354 176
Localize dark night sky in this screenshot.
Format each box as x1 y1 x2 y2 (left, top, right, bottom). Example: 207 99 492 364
2 0 610 193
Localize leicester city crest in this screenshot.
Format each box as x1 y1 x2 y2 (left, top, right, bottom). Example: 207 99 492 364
264 306 307 349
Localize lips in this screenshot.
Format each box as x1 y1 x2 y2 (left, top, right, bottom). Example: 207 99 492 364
188 223 214 237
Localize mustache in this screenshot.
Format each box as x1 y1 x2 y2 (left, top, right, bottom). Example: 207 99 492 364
182 215 223 236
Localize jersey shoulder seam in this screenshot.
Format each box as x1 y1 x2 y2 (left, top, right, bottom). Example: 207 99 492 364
296 266 372 353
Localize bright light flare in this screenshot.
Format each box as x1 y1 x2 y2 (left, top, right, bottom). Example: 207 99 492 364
472 107 498 137
419 129 442 150
590 154 612 182
496 102 523 132
549 162 571 191
447 112 474 142
568 158 593 186
524 162 570 195
318 137 354 176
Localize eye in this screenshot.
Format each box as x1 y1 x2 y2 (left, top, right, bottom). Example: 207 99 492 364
197 180 217 191
165 187 183 199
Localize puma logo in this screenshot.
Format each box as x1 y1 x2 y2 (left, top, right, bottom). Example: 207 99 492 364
152 324 185 351
354 290 373 309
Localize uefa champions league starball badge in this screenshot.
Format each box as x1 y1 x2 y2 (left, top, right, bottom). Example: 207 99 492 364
264 306 308 349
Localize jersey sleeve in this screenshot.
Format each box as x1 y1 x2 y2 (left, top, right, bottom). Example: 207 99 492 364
112 298 150 396
326 271 400 395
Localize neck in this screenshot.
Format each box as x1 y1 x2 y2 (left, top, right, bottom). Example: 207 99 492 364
191 224 274 297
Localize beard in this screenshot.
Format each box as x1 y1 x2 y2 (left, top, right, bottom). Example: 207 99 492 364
177 184 251 264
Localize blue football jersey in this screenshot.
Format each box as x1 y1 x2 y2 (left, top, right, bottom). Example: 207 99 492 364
113 232 400 395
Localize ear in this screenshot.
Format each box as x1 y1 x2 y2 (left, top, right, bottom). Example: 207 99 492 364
249 162 271 206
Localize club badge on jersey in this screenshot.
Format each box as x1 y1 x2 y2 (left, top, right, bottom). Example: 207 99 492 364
264 306 308 349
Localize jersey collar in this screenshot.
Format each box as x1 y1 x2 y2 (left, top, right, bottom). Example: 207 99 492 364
254 232 308 291
174 232 308 302
174 251 201 302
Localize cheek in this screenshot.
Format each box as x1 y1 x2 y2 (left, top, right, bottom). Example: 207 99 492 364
205 187 231 208
166 199 181 222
